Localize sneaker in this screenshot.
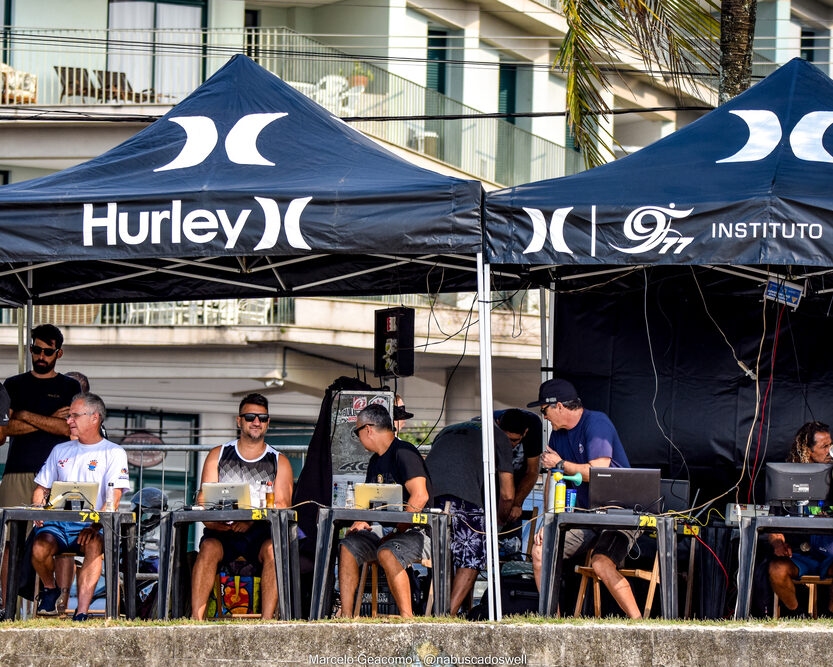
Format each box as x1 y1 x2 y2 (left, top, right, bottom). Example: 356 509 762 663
71 612 89 622
36 587 61 616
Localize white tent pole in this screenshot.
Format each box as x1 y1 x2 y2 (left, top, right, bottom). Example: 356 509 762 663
16 307 24 374
24 268 32 372
539 287 554 506
477 252 501 621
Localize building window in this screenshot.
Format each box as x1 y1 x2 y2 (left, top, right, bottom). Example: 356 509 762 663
245 9 260 59
801 28 816 62
107 0 206 103
0 171 8 185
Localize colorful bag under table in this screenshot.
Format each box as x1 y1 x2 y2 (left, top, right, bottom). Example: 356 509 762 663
206 558 261 617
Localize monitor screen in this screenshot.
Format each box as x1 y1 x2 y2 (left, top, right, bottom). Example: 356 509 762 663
765 462 832 504
588 468 662 511
660 478 690 513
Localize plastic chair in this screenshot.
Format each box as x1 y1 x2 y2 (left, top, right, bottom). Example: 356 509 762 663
313 75 349 113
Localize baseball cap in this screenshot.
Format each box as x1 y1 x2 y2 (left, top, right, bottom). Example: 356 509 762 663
394 404 414 421
526 378 579 408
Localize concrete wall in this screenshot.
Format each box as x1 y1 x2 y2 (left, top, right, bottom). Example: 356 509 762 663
2 621 833 666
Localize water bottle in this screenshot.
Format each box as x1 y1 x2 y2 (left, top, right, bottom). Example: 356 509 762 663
259 481 267 509
346 481 355 508
105 482 115 512
265 481 275 509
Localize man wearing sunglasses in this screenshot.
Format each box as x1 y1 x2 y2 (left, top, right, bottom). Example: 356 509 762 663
339 404 433 618
528 378 640 619
191 393 294 620
0 324 79 511
0 324 80 610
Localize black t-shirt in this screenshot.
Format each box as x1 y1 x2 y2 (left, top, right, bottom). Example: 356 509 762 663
425 421 513 508
494 409 543 483
365 437 433 509
3 372 80 474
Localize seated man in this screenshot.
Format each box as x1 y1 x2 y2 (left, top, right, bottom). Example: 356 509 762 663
339 404 433 618
191 393 293 620
528 378 642 619
425 420 514 615
30 392 130 621
768 421 833 615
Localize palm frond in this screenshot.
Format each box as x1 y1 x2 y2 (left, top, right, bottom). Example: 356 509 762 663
556 0 719 168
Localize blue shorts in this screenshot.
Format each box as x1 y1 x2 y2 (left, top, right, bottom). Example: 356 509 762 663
791 552 833 578
35 521 101 552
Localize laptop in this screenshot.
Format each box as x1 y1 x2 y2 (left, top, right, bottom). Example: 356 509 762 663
48 481 100 510
201 482 253 509
354 483 403 510
660 478 691 513
589 468 662 512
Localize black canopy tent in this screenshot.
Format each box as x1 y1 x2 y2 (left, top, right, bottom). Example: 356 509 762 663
485 58 833 509
0 54 522 304
0 54 513 619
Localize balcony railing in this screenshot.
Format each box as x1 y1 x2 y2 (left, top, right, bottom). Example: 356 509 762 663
0 26 580 186
0 292 536 328
0 298 296 327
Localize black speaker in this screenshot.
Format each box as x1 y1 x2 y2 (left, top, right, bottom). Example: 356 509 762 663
374 307 414 378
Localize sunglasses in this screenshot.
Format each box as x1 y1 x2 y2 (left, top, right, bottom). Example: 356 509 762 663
240 413 270 423
352 424 369 437
540 405 552 416
30 345 57 357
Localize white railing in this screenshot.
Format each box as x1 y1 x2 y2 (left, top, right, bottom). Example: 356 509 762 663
0 26 580 185
0 293 535 328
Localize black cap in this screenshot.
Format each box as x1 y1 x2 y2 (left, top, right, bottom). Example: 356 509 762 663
526 378 579 408
394 405 414 421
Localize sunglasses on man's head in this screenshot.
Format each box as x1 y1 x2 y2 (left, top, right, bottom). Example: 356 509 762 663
30 345 57 357
240 413 270 423
352 424 369 437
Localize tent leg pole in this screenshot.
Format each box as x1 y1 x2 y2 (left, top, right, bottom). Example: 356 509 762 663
16 308 24 374
477 252 500 621
23 269 32 373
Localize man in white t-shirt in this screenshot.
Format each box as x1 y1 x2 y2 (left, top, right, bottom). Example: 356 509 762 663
30 393 130 621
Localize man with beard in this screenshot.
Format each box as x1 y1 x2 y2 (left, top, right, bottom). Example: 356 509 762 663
190 393 294 620
768 421 833 615
1 325 80 508
0 324 79 607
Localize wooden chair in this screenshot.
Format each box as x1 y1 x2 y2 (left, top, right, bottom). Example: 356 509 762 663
93 70 156 103
353 558 434 617
773 576 833 619
33 553 81 617
573 550 660 619
53 66 97 102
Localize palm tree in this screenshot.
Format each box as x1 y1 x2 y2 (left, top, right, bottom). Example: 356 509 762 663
558 0 755 167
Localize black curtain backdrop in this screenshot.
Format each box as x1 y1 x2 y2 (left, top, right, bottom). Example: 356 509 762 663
551 267 833 505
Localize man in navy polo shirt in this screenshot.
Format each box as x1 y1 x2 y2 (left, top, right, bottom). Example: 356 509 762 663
529 378 641 619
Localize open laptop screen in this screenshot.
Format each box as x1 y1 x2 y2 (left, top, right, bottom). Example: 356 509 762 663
588 468 662 512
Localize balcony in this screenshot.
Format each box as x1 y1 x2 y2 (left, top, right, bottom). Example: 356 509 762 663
0 26 580 186
0 292 537 328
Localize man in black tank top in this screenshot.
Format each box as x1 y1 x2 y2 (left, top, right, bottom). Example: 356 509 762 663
190 393 294 620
